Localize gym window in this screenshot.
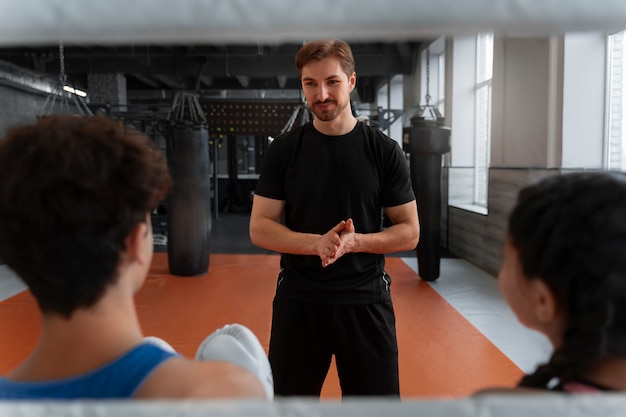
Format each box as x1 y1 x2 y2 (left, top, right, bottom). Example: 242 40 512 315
474 33 494 208
606 30 626 171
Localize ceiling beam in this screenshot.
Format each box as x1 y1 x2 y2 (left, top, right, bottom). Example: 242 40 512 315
235 75 250 88
150 74 185 89
130 73 160 88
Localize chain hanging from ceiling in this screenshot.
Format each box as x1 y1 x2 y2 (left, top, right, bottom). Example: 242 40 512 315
418 47 443 123
170 91 208 124
40 42 93 117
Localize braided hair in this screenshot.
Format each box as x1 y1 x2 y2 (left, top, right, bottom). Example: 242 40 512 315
507 172 626 389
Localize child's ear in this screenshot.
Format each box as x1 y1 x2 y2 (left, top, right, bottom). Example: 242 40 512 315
531 279 559 323
125 222 150 266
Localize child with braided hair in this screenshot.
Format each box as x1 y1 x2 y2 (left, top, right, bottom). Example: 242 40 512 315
486 171 626 393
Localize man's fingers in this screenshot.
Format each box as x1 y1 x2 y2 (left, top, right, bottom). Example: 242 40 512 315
332 220 346 232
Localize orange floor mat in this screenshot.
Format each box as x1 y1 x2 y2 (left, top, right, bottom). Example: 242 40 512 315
0 254 523 399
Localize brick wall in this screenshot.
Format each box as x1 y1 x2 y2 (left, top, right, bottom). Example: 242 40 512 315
87 73 127 109
0 85 47 137
448 168 557 276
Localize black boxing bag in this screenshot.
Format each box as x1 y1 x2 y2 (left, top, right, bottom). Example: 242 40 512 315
403 116 450 281
167 122 212 276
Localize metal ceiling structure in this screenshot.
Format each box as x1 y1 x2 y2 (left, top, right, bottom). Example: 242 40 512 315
0 41 421 104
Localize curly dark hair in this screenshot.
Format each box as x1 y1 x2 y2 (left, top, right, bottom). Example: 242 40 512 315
0 115 171 317
507 172 626 389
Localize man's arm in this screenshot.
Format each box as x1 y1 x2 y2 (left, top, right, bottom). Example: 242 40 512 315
324 200 420 266
249 194 346 261
366 200 420 253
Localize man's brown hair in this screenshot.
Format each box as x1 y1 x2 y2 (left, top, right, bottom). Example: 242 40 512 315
295 39 356 79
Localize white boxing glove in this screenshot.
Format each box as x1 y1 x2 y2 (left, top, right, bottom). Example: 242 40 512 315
196 324 274 400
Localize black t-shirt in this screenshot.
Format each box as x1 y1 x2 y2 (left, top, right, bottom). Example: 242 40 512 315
255 121 415 304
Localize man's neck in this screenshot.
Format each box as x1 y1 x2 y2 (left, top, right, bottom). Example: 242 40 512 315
313 114 358 136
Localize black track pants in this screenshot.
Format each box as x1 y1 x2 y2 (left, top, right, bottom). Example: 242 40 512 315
268 294 400 397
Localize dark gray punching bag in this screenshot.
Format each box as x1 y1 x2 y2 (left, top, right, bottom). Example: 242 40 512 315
167 122 211 276
403 116 450 281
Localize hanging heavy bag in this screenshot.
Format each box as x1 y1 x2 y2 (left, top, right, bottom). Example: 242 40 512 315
167 122 211 276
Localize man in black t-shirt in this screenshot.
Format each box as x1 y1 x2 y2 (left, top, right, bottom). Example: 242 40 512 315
250 39 420 397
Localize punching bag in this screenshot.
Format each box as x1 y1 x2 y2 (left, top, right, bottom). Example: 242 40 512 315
403 115 450 281
167 121 212 276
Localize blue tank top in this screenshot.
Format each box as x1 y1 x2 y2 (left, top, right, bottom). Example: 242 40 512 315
0 343 179 399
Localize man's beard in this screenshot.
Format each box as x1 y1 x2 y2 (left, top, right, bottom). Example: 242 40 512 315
310 99 347 122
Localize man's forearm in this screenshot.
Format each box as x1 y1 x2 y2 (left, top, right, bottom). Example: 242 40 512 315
352 223 419 255
249 218 320 255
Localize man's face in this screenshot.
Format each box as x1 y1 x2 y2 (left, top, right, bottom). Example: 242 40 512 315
300 57 356 122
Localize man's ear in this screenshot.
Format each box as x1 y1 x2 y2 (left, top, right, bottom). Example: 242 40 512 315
125 222 150 266
531 279 559 323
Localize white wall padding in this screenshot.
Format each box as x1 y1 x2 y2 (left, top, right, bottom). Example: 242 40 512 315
1 0 626 46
